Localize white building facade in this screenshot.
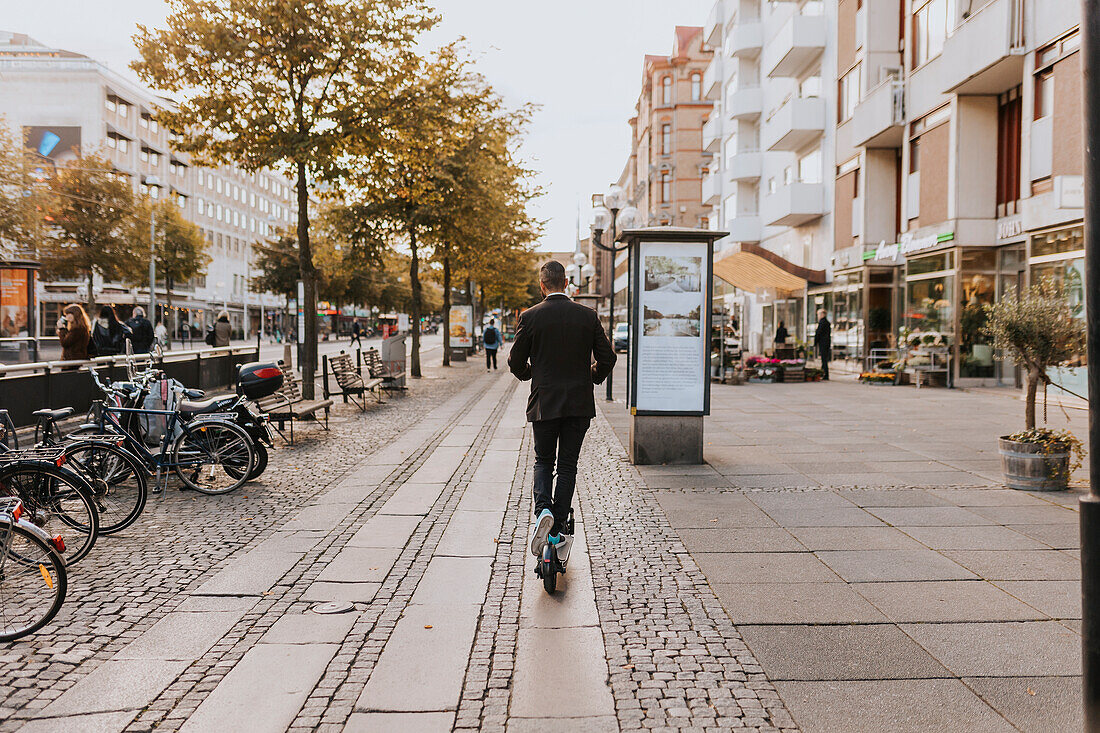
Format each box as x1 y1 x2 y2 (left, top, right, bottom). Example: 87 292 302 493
0 31 295 339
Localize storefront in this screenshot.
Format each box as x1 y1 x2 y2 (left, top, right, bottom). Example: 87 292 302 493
807 264 902 369
1027 222 1085 396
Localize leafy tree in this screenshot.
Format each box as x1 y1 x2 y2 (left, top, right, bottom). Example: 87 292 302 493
127 199 211 347
133 0 435 397
38 152 137 310
0 122 48 259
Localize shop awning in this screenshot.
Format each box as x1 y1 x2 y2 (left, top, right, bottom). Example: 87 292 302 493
713 243 826 295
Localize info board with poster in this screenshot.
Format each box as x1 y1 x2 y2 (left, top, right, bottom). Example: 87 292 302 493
449 305 473 348
629 240 713 415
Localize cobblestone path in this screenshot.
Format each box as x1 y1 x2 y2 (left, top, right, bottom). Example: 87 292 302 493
6 362 793 732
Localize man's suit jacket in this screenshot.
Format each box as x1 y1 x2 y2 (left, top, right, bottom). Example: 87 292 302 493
508 294 617 422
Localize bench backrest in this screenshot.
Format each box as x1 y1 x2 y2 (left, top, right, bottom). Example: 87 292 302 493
330 353 364 389
364 349 387 378
277 361 303 401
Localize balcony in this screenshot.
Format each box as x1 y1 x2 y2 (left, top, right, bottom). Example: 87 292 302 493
763 14 825 78
939 0 1026 94
725 215 762 243
703 57 722 101
704 0 724 48
702 171 722 205
703 114 722 153
728 21 762 58
763 96 824 152
851 79 905 148
727 150 761 181
727 86 762 119
762 182 825 227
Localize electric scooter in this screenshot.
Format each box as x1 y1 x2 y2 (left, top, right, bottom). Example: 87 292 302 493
534 508 574 594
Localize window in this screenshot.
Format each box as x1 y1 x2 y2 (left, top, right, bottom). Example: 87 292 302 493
838 64 861 122
662 76 672 105
151 119 159 134
139 115 148 129
1034 70 1052 120
661 124 672 154
196 198 205 215
912 0 955 68
250 192 256 207
997 87 1022 215
691 73 702 101
198 170 204 185
798 148 822 184
216 178 222 194
140 149 149 164
118 102 128 118
216 204 223 221
105 98 116 114
909 138 921 173
660 171 672 203
106 135 117 150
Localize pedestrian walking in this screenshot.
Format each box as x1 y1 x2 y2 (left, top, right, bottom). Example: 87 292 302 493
154 318 168 350
350 318 363 348
509 261 616 563
774 321 788 345
483 318 501 371
209 310 231 347
91 305 132 357
125 306 155 353
57 303 94 361
814 309 831 380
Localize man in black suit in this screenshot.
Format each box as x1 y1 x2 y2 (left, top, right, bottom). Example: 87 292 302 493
814 308 832 380
509 260 616 561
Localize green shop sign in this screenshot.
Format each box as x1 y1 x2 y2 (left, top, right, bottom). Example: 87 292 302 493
864 231 955 262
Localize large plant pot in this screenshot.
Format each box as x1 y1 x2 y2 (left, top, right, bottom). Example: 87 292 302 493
998 437 1070 491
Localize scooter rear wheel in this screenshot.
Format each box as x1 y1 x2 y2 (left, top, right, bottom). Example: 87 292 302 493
542 544 557 594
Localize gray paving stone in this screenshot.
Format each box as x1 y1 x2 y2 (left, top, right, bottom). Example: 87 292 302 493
899 524 1047 550
113 610 245 660
437 510 505 557
455 480 512 512
964 675 1083 733
942 549 1080 581
1008 523 1081 549
282 502 358 531
180 643 338 732
837 489 952 507
377 482 445 515
739 624 949 681
406 446 467 485
866 506 992 527
900 621 1081 676
787 525 924 551
300 581 381 604
694 551 842 583
41 659 189 715
506 717 619 733
511 627 613 719
929 488 1045 506
853 581 1045 622
816 549 977 582
253 530 327 553
712 582 887 624
675 526 804 553
356 603 480 712
344 712 455 732
661 506 779 528
261 612 359 644
345 514 421 548
412 556 492 606
775 679 1016 733
314 546 402 584
966 504 1079 525
193 548 303 596
994 580 1081 619
173 595 258 613
758 505 884 527
14 711 138 733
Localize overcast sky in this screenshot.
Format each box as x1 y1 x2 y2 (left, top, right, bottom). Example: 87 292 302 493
5 0 711 252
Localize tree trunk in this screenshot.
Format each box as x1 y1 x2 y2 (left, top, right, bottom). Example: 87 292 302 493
409 224 422 378
1025 366 1041 430
86 271 95 313
442 252 451 367
295 161 318 398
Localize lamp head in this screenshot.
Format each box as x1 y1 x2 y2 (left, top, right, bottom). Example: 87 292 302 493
616 205 641 231
581 262 596 280
573 250 588 268
591 205 612 231
605 184 625 211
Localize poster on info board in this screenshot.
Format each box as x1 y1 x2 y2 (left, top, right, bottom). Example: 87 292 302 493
631 240 711 414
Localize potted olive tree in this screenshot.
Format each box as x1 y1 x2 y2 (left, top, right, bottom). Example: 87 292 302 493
983 279 1086 491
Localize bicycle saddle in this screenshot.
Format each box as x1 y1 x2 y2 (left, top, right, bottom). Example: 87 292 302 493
178 396 236 415
32 407 74 422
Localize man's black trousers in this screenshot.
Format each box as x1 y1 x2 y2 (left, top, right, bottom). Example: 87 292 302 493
486 348 498 369
531 416 590 535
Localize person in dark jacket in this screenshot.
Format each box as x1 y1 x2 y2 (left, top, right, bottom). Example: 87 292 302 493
509 261 616 562
483 318 501 371
813 309 831 380
91 305 131 357
125 306 155 353
350 318 363 348
57 303 94 361
774 321 789 345
213 310 231 347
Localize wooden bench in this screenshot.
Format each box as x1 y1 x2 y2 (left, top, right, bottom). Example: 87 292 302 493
322 351 384 411
364 348 406 391
256 361 334 444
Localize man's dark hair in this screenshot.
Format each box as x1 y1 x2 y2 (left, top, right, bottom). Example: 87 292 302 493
540 260 567 291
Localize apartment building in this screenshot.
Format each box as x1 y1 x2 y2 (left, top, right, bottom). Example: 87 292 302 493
831 0 1082 387
701 0 836 354
0 31 295 338
606 26 713 315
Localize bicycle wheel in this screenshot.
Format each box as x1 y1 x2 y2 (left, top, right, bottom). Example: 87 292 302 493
171 421 254 496
62 442 148 535
0 463 99 565
0 520 67 641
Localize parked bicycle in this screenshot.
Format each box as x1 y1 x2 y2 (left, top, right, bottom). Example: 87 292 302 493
0 497 67 642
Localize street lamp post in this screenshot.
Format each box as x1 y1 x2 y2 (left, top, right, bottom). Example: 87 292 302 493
146 176 160 324
590 185 641 402
1080 3 1100 728
565 249 596 294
